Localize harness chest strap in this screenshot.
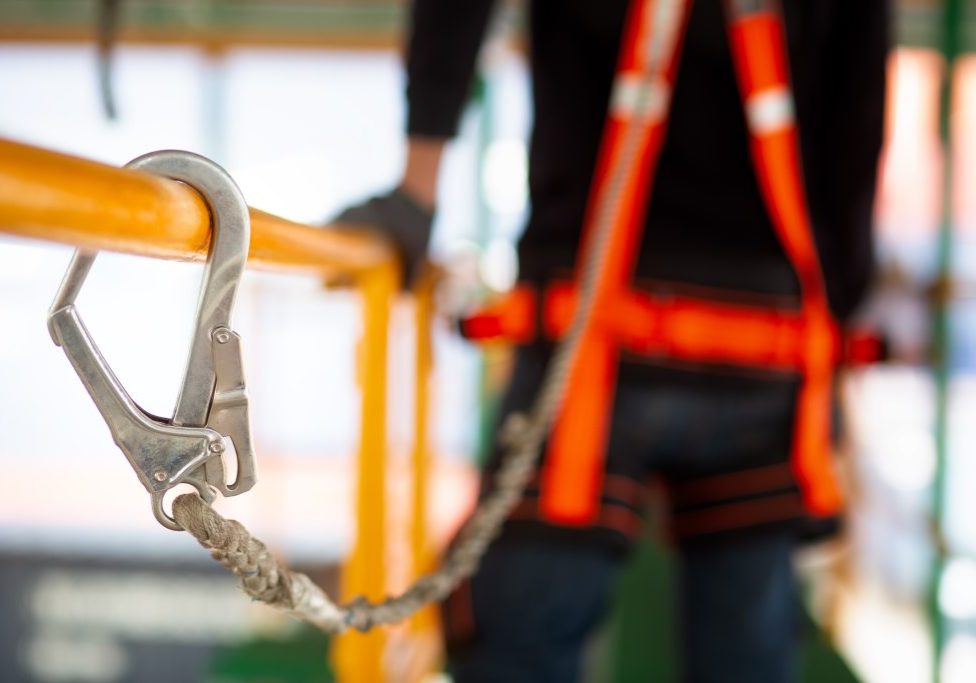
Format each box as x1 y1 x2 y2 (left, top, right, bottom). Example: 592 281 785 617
470 0 846 527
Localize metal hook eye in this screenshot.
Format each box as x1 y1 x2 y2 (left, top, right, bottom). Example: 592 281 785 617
152 477 213 531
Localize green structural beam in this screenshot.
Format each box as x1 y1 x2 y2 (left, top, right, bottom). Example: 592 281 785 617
930 0 964 681
898 0 976 49
0 0 404 45
2 1 974 50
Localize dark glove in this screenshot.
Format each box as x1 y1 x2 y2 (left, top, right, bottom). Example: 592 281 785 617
334 188 434 286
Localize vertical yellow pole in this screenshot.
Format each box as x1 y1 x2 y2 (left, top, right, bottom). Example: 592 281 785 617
333 263 398 683
405 269 441 679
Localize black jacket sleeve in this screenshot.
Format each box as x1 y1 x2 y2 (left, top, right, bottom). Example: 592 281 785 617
820 0 890 320
405 0 498 137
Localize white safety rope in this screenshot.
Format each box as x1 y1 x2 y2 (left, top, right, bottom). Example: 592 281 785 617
175 0 678 633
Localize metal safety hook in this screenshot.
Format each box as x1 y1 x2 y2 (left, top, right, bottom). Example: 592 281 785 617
48 151 256 530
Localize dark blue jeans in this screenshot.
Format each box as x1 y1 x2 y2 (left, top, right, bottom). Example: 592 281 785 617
447 531 798 683
448 348 813 681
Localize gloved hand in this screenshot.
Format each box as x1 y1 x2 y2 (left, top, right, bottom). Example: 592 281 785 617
333 188 434 286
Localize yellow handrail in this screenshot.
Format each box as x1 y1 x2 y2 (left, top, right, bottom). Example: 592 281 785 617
334 265 396 682
407 269 442 677
0 138 395 277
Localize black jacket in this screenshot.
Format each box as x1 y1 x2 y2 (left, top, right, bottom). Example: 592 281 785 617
406 0 889 321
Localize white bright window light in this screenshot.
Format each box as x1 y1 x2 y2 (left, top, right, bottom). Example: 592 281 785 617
939 557 976 621
941 633 976 683
873 428 937 493
482 139 528 215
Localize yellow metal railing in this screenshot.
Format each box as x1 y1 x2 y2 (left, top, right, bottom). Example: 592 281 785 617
0 138 394 275
0 137 436 682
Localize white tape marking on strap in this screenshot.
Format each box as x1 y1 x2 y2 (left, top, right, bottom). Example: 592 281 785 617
745 88 795 135
611 74 671 121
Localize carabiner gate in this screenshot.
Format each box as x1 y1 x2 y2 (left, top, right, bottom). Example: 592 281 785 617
48 150 256 530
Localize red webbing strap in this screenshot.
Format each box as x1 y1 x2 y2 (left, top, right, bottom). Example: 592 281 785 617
539 0 694 525
463 284 887 368
726 0 843 516
458 286 536 344
543 282 816 370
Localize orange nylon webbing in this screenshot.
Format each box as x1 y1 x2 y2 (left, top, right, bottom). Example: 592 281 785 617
539 0 694 524
726 2 843 515
498 0 843 526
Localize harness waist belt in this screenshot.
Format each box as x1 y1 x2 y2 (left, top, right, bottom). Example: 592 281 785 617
461 283 882 369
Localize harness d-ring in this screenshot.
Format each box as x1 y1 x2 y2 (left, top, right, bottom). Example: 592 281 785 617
48 150 256 530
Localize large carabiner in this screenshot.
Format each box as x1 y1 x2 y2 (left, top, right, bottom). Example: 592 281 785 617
48 150 256 530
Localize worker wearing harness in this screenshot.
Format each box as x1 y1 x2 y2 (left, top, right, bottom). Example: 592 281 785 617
341 0 888 679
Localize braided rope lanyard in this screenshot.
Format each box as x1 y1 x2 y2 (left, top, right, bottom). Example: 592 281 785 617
167 0 688 635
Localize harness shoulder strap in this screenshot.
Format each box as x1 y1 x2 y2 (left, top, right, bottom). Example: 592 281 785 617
725 0 843 515
539 0 694 524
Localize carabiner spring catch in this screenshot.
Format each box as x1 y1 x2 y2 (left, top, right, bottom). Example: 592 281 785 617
48 150 256 530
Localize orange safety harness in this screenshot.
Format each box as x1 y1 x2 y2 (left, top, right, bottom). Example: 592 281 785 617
463 0 863 528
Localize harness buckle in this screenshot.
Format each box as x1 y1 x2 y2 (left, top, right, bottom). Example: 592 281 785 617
48 150 256 530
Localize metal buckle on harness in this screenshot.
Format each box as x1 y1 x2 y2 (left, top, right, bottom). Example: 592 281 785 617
47 150 256 530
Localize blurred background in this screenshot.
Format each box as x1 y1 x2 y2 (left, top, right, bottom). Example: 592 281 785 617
1 0 976 681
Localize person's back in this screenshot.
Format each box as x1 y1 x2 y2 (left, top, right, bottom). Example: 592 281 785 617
409 0 885 319
342 0 889 679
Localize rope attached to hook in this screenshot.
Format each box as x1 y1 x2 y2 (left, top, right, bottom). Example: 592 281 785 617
172 0 679 634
